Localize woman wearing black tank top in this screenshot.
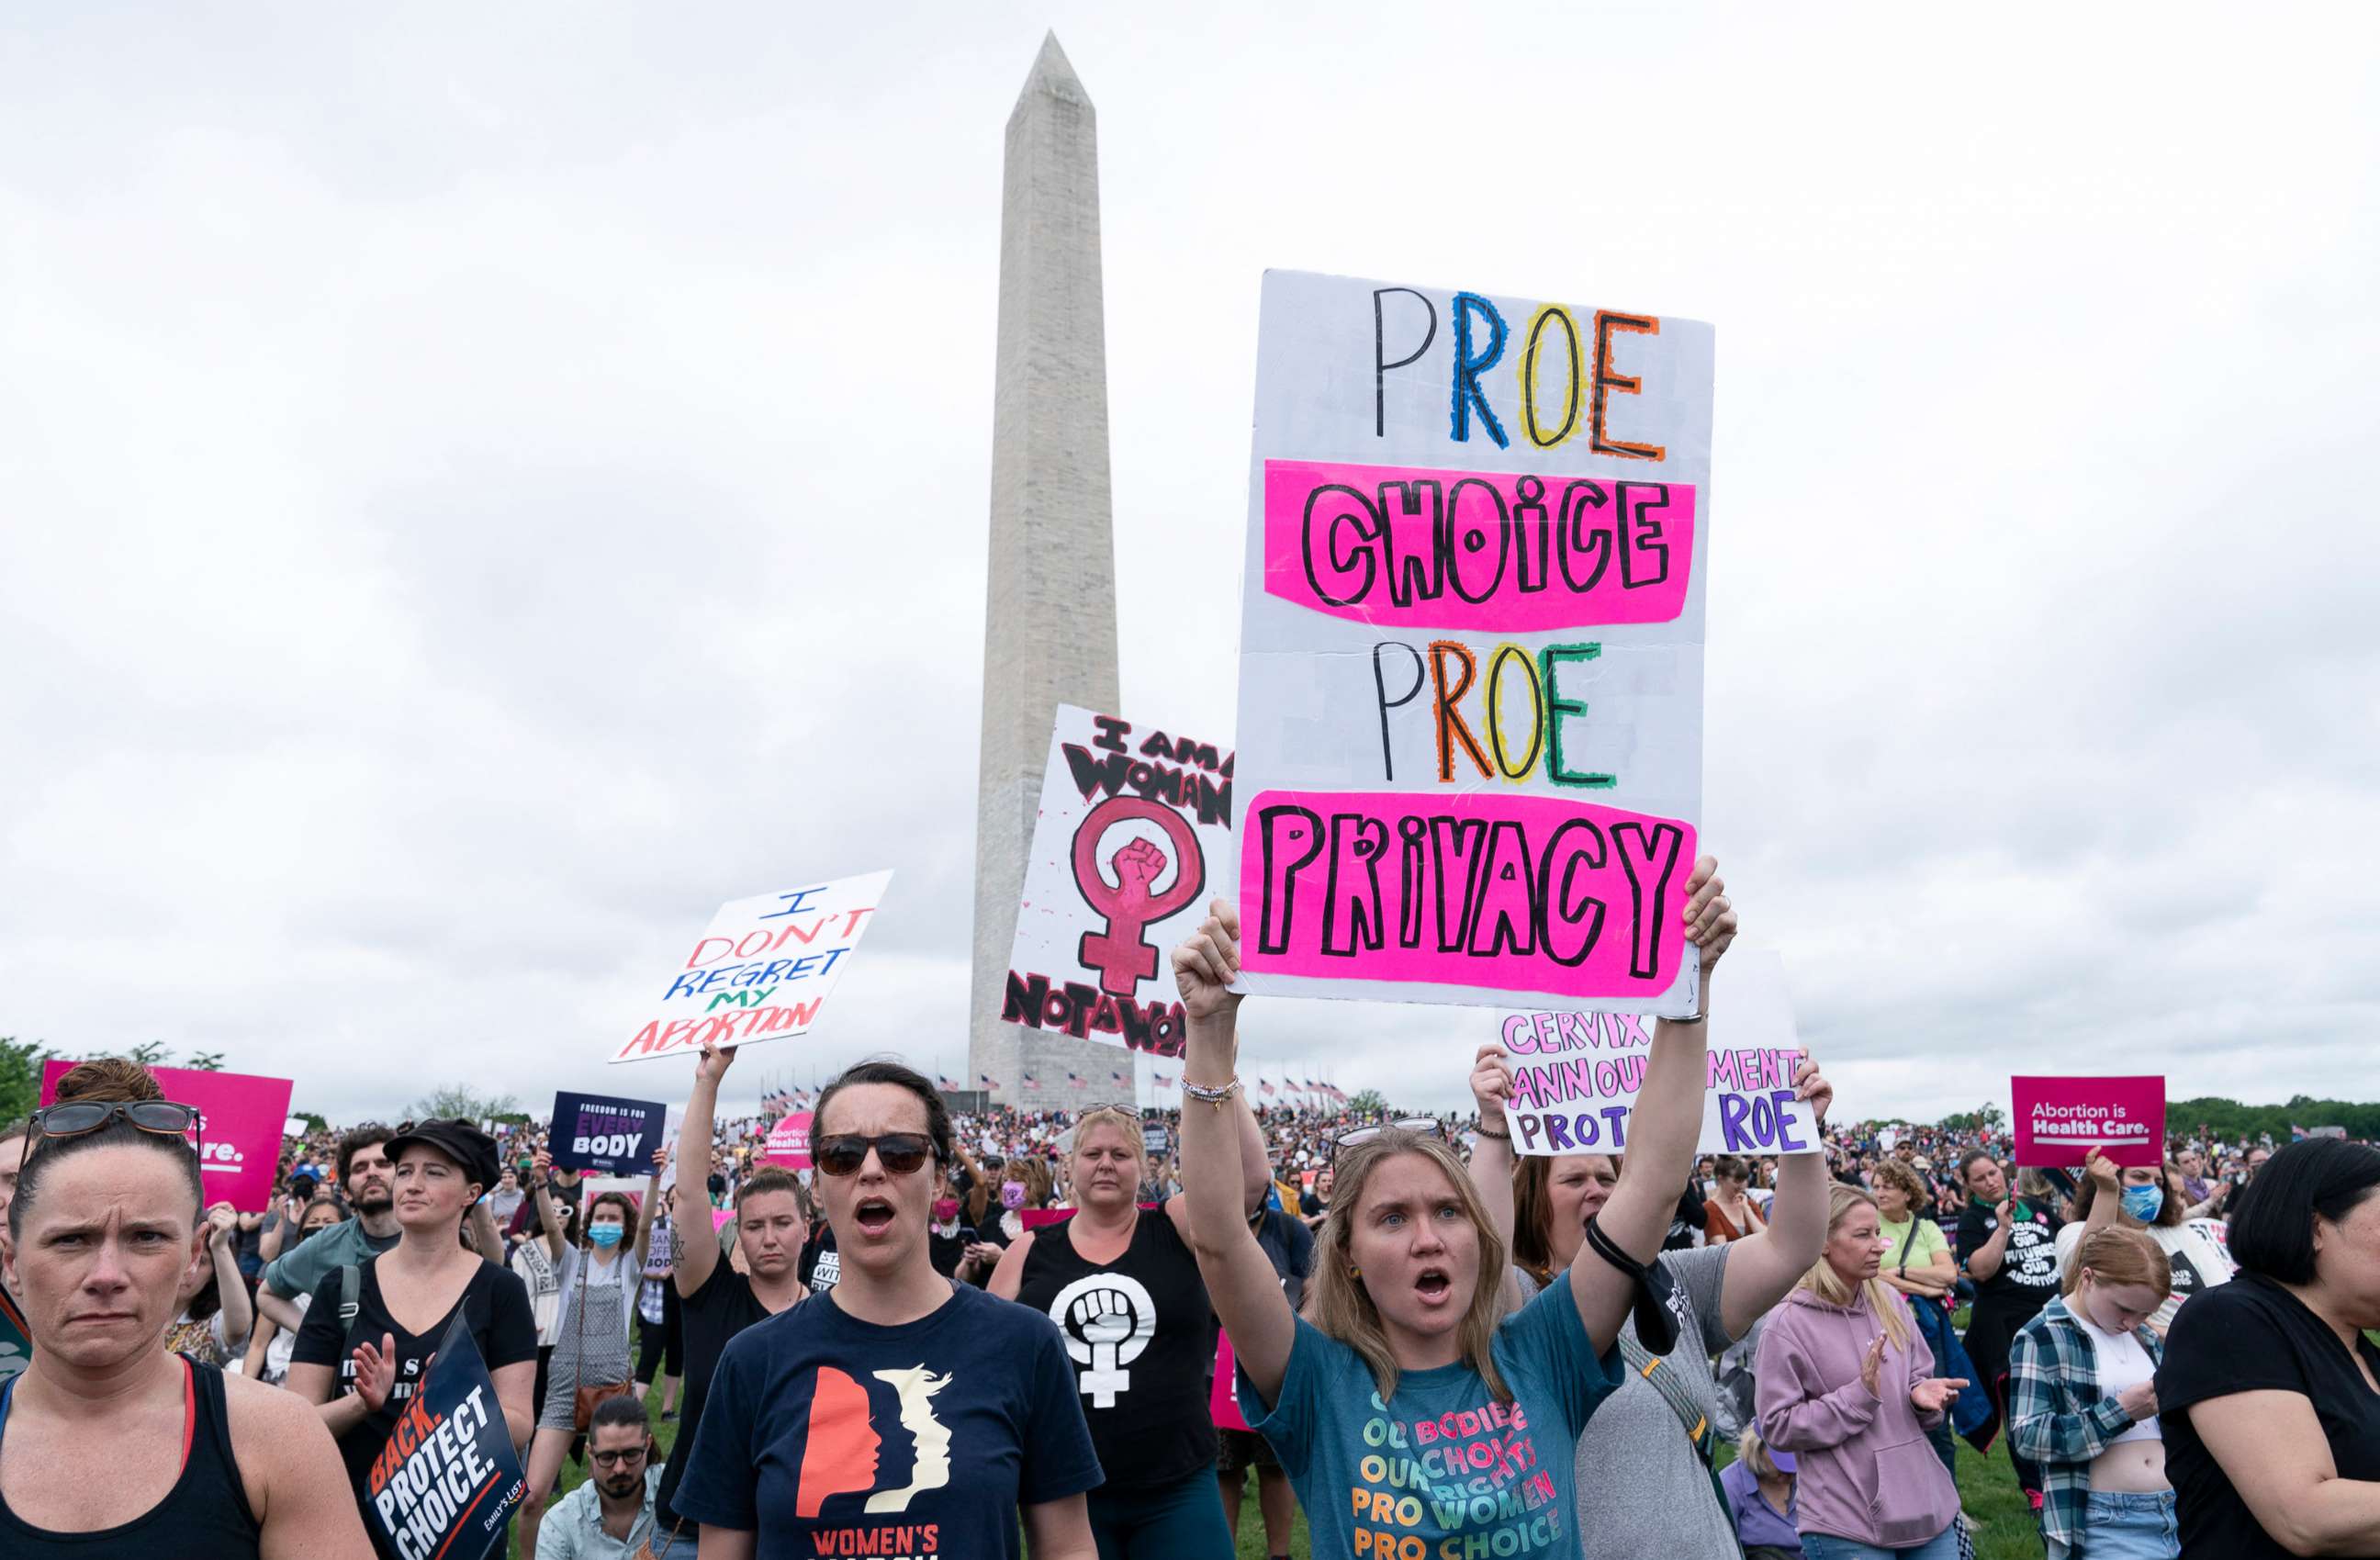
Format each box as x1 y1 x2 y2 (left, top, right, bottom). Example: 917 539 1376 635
991 1102 1274 1558
0 1059 372 1558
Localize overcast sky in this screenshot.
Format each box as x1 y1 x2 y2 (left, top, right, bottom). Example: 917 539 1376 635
4 4 2374 1126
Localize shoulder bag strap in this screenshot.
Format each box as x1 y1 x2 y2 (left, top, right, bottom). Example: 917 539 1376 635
340 1261 361 1327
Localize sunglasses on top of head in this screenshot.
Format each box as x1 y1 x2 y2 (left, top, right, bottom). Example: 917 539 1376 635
814 1133 936 1178
1331 1117 1446 1156
28 1100 205 1162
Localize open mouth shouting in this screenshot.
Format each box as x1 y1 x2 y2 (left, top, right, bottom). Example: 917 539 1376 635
1412 1265 1454 1308
852 1197 898 1239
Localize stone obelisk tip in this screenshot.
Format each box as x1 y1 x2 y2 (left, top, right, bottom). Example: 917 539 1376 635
1017 29 1091 110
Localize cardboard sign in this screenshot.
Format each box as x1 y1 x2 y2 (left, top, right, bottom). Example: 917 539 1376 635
546 1091 666 1175
365 1314 525 1560
40 1061 294 1213
1499 951 1816 1156
1001 706 1234 1059
762 1111 814 1171
1231 271 1712 1015
609 870 892 1064
2014 1076 2166 1168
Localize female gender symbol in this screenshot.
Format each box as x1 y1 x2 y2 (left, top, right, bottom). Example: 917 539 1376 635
1071 796 1205 997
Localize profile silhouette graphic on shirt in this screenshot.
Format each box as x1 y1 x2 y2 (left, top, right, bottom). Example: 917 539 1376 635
793 1364 955 1518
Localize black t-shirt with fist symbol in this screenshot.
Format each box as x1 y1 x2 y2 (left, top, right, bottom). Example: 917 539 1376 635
1015 1203 1217 1489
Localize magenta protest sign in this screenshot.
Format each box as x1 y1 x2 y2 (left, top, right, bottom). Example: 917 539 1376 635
42 1061 293 1213
2013 1076 2166 1168
1232 272 1712 1014
762 1111 813 1170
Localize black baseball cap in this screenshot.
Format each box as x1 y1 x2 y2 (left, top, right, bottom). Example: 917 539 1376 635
387 1117 500 1194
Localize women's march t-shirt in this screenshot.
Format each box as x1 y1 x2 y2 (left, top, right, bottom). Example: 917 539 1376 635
1239 1278 1623 1560
673 1281 1102 1560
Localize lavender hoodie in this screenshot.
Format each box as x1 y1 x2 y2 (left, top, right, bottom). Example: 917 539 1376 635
1754 1286 1960 1550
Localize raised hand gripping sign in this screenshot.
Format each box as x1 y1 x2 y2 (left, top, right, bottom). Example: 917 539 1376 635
1003 707 1233 1057
366 1315 525 1560
1232 272 1713 1013
609 870 891 1065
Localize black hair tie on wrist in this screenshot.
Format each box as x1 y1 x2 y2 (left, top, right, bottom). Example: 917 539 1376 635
1581 1214 1682 1354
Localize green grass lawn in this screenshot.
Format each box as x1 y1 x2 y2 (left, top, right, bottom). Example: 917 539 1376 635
518 1380 2041 1559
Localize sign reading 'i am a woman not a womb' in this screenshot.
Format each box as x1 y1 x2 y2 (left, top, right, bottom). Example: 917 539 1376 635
1232 271 1713 1014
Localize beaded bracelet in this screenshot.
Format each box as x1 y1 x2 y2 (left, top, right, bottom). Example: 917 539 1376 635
1181 1077 1242 1109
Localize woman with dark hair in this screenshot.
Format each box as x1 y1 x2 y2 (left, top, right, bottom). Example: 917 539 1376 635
515 1150 659 1559
255 1195 344 1386
673 1057 1103 1560
1706 1155 1769 1244
2156 1137 2380 1557
163 1199 254 1369
288 1117 537 1559
2059 1151 2233 1334
1174 858 1738 1560
0 1059 373 1556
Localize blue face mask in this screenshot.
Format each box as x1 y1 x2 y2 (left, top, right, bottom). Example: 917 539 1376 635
589 1224 625 1249
2120 1184 2164 1223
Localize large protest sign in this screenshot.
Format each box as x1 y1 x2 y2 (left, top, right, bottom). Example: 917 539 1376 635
1231 271 1714 1014
546 1091 666 1174
2014 1076 2165 1168
41 1061 292 1212
762 1110 813 1170
365 1314 525 1560
1499 952 1815 1156
609 870 892 1065
1002 705 1234 1059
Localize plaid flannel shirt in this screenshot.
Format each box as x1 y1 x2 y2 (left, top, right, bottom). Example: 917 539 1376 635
2005 1294 2163 1559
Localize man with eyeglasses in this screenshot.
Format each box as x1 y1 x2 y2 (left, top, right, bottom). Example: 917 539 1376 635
533 1393 662 1559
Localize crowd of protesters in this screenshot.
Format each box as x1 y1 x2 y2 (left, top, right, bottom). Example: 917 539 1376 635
1 868 2376 1558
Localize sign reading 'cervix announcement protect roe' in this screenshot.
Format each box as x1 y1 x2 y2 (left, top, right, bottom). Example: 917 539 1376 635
1233 272 1713 1013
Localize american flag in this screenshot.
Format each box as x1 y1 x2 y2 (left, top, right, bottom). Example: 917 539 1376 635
937 1073 959 1092
1259 1080 1277 1096
1152 1072 1175 1089
1021 1072 1040 1091
980 1073 997 1089
1110 1070 1127 1087
1065 1072 1084 1086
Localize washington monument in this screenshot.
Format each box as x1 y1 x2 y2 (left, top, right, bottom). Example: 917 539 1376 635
968 33 1122 1112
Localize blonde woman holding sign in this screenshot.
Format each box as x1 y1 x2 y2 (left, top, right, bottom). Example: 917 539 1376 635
1173 858 1737 1560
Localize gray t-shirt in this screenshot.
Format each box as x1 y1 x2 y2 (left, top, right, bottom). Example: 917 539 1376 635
1517 1243 1739 1560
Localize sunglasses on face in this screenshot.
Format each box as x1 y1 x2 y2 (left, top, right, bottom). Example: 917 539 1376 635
28 1100 204 1162
1332 1118 1446 1155
814 1133 936 1178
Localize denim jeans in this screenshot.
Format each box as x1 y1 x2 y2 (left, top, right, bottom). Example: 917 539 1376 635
2082 1490 2180 1559
1802 1526 1961 1560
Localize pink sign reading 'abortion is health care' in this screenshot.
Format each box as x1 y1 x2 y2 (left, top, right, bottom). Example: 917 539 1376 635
762 1111 813 1171
41 1061 294 1213
2013 1075 2166 1169
1231 271 1713 1015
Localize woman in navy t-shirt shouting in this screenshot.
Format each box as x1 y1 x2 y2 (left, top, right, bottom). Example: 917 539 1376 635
673 1059 1102 1560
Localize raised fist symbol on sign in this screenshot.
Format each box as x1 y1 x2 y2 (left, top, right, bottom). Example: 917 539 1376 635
1072 796 1204 997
